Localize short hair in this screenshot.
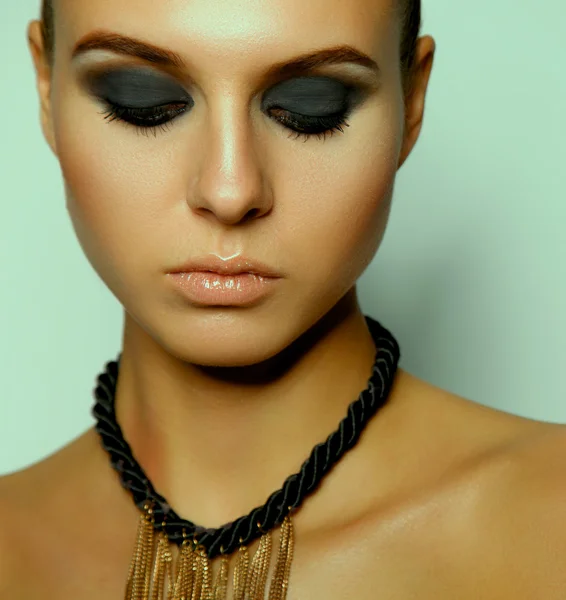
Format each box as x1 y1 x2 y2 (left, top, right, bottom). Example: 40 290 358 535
40 0 421 93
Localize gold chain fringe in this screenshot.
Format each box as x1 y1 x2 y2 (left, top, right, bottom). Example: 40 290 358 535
125 503 294 600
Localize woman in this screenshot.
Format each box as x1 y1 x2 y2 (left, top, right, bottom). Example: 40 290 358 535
1 0 565 597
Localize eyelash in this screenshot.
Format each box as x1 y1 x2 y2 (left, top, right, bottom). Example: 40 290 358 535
99 101 350 142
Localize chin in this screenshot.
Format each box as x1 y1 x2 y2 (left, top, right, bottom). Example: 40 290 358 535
159 322 290 369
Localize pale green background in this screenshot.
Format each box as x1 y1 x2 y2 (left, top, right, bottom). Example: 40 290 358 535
1 0 564 475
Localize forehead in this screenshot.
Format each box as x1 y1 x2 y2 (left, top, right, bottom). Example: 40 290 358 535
57 0 401 75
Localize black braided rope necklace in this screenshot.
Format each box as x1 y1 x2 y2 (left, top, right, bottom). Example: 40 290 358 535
92 314 400 560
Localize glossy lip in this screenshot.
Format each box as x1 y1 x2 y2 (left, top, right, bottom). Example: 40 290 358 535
168 271 279 306
167 254 282 278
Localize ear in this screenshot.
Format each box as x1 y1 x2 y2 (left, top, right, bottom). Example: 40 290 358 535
27 20 58 157
397 35 436 170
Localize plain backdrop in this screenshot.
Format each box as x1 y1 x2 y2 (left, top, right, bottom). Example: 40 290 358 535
1 0 565 475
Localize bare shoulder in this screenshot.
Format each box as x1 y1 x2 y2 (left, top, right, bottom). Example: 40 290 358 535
471 420 566 595
0 463 50 597
441 392 566 595
404 368 566 504
0 430 114 595
488 418 566 534
0 430 143 598
0 471 25 595
404 372 566 595
0 447 65 576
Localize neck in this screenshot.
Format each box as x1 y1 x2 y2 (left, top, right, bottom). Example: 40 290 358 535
115 293 379 531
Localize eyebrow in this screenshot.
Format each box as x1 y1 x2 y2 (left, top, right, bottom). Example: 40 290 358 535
71 31 380 82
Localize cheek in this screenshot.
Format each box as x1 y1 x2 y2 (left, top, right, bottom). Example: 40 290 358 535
53 78 401 307
53 86 178 286
276 100 402 291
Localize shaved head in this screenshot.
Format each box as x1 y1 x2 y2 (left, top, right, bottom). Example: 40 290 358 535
40 0 421 93
27 0 435 374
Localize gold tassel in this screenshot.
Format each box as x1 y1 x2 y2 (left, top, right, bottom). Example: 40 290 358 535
171 535 195 599
232 542 250 600
150 529 173 600
125 502 156 600
195 544 214 600
125 505 295 600
190 542 204 600
267 514 294 600
246 526 272 600
213 555 230 600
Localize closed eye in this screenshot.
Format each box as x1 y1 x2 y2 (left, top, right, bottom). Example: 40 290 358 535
99 101 350 141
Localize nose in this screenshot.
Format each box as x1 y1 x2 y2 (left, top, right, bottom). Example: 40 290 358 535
187 97 273 226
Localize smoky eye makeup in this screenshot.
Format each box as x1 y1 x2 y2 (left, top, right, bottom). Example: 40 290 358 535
81 66 194 108
77 64 371 140
260 75 364 117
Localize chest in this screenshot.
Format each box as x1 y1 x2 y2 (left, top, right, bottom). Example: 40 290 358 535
8 551 553 600
9 512 558 600
9 449 566 600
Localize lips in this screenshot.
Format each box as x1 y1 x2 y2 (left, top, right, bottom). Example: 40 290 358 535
168 271 279 306
169 254 281 278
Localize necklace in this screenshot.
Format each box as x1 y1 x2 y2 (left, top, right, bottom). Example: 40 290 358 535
92 315 400 600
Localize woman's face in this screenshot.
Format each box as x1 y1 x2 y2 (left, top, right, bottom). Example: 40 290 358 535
38 0 422 366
